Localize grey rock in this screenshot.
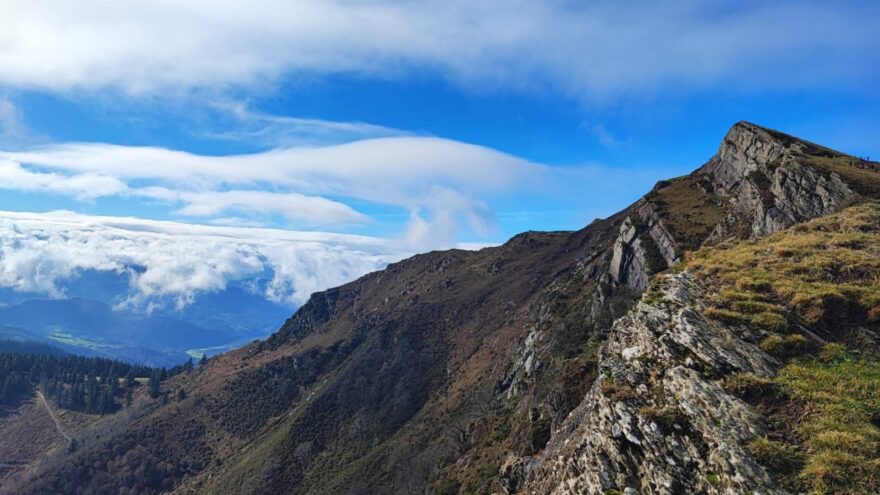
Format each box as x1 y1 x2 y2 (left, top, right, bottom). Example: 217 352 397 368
525 272 787 495
703 122 857 242
500 455 539 494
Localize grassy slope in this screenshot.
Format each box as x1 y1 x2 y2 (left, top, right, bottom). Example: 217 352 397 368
173 223 627 495
688 202 880 494
646 174 727 253
795 150 880 198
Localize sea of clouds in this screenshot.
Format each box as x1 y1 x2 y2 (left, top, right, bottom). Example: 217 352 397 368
0 210 413 310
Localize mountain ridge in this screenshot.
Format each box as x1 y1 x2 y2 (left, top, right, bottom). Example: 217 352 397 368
9 122 880 494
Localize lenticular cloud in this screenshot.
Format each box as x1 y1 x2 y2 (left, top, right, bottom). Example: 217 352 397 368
0 210 409 309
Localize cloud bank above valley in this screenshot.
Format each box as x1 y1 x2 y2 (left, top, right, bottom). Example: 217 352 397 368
0 137 543 249
0 210 415 309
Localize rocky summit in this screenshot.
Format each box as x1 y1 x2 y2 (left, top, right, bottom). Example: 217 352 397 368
4 122 880 495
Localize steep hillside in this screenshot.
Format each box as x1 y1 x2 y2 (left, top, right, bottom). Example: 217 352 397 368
527 202 880 494
11 123 880 495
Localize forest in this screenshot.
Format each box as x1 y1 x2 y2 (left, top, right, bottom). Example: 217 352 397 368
0 341 191 414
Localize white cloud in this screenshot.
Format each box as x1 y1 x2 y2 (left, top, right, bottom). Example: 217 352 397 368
581 122 624 150
0 136 543 246
1 137 540 195
208 101 406 147
0 1 875 100
0 210 412 308
0 100 27 141
0 159 128 199
172 190 367 223
0 98 45 147
137 187 370 225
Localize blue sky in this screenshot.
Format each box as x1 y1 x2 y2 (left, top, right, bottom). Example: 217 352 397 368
0 0 878 249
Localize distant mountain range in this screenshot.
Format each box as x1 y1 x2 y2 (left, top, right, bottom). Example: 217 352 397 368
0 270 292 366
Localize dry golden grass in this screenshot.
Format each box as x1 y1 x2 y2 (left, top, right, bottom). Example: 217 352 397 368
689 201 880 332
687 202 880 493
647 175 727 252
777 352 880 494
796 152 880 197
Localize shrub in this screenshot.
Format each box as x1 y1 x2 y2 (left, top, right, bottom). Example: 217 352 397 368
436 478 461 495
818 343 847 363
706 472 720 486
749 311 788 331
599 379 639 401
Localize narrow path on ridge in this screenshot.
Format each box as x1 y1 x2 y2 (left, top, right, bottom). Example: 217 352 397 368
37 390 71 443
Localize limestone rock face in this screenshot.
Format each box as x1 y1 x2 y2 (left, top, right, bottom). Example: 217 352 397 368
608 217 646 290
525 272 784 495
608 205 677 292
638 203 678 267
703 122 857 241
605 122 857 313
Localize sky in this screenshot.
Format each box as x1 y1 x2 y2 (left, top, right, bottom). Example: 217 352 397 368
0 0 878 307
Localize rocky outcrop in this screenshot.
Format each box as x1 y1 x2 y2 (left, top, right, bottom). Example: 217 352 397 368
608 217 648 290
526 272 783 494
703 122 857 241
608 204 678 292
637 203 678 266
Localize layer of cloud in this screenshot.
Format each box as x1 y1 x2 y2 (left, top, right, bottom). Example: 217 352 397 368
0 136 543 246
0 159 128 200
0 98 45 147
207 101 407 147
0 100 27 142
1 1 876 100
0 210 412 308
1 138 541 196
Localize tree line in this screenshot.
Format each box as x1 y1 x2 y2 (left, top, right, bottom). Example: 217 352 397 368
0 347 193 414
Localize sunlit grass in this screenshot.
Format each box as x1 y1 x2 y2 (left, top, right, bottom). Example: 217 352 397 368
776 353 880 494
685 202 880 493
689 202 880 332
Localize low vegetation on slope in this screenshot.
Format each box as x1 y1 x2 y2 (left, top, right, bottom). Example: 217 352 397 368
646 174 727 252
689 202 880 494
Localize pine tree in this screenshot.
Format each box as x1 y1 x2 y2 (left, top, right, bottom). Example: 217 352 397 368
148 372 161 399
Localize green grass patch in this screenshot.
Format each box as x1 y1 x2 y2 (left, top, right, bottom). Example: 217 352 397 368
759 334 812 358
775 353 880 494
47 329 121 350
683 203 880 492
746 437 802 474
724 372 776 402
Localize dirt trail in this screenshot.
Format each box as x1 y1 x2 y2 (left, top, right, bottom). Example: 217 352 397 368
36 391 71 443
